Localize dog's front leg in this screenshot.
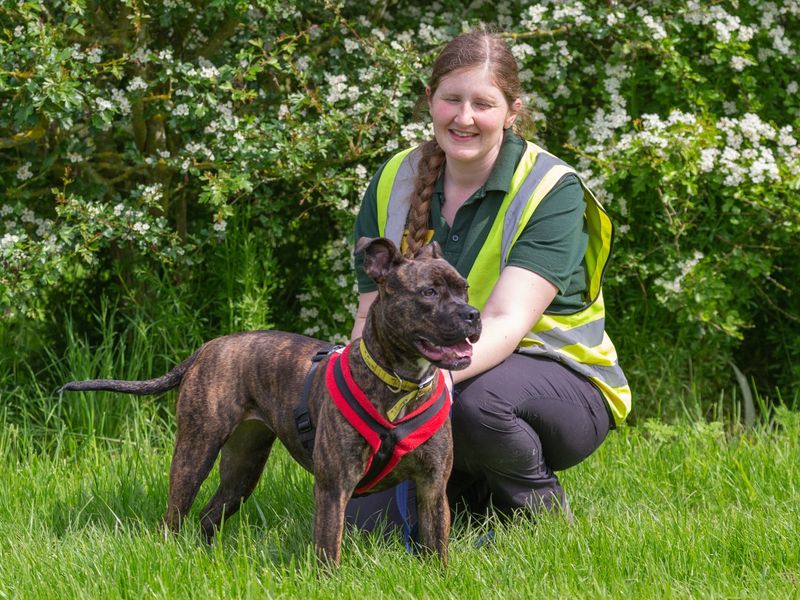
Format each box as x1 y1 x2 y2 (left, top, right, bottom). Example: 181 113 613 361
312 480 349 568
416 479 450 566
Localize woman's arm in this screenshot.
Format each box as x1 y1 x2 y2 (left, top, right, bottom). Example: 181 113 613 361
350 290 379 340
350 267 555 381
451 265 557 384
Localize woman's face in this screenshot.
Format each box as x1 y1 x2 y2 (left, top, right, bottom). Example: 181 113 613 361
428 66 520 172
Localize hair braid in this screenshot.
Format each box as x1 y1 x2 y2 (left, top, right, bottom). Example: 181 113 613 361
404 140 445 257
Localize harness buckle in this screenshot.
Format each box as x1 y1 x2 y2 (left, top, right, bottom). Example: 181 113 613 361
294 407 313 434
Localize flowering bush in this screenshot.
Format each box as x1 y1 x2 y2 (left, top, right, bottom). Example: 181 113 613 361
2 1 798 413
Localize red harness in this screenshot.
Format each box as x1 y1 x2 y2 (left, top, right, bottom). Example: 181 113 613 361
325 344 450 495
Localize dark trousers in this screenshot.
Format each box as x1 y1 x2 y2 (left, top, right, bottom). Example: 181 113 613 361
345 353 613 530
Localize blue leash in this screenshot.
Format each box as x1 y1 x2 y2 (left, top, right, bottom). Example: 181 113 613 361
394 480 418 553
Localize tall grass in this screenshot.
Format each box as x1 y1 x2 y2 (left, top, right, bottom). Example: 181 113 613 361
2 403 798 599
2 233 798 598
2 307 799 598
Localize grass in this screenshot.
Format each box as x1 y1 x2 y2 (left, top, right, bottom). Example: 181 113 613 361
2 404 799 599
2 299 798 598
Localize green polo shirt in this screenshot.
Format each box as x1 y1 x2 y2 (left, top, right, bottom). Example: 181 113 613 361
354 131 589 314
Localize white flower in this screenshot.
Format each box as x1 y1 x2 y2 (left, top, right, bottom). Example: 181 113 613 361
174 103 189 116
778 126 797 147
95 97 114 111
344 38 359 54
523 4 548 27
1 233 23 249
198 58 219 79
86 47 103 64
355 164 367 179
16 163 33 181
400 122 432 144
13 25 24 37
132 222 150 234
730 56 747 71
606 11 623 27
698 148 719 173
127 76 148 91
213 219 227 232
642 15 667 40
131 47 150 64
278 104 289 119
771 26 792 56
300 306 319 320
511 43 535 61
0 205 13 216
787 81 799 95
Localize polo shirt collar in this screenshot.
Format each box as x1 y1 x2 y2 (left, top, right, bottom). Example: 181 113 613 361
434 129 524 200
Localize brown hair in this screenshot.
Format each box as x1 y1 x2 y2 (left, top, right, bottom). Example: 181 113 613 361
404 28 525 256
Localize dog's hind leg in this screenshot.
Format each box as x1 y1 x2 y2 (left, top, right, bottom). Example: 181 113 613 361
163 424 226 536
198 419 276 542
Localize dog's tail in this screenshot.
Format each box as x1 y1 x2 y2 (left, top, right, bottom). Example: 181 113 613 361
58 351 199 396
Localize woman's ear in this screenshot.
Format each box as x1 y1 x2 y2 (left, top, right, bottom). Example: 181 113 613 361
505 98 523 129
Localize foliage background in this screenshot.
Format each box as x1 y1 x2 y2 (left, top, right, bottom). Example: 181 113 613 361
2 0 799 421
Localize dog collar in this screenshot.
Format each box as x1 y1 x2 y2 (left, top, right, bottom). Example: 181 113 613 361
358 339 435 420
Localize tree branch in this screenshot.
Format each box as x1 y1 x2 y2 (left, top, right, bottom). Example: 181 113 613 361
0 122 47 149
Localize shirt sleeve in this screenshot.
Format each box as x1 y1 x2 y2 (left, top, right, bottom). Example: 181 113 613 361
353 162 388 293
505 174 588 296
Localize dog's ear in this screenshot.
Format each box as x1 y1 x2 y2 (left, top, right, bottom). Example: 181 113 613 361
355 237 404 283
414 241 443 260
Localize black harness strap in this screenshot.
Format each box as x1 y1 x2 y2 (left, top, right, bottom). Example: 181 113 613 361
294 345 342 455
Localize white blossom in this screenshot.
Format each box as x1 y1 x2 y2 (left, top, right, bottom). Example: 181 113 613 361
127 76 148 92
16 163 33 181
699 148 719 173
86 47 103 64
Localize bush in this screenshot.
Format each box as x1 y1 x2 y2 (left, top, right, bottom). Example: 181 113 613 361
2 0 798 419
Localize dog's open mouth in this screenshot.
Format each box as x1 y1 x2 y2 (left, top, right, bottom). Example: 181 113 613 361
415 336 477 369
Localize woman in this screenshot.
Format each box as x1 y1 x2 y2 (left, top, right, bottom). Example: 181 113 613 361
347 28 631 534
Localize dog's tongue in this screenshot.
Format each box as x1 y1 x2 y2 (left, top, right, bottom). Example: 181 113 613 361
419 339 473 363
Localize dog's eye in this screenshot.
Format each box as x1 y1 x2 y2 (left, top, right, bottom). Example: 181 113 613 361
421 287 438 297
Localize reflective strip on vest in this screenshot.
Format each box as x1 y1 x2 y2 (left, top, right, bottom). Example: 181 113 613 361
379 148 418 247
375 142 631 424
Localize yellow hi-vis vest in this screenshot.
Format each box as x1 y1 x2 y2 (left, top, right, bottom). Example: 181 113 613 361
375 142 631 425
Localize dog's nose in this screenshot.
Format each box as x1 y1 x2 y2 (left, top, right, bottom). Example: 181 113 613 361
460 306 480 324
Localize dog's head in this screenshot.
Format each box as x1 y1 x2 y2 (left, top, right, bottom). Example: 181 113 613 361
355 236 482 370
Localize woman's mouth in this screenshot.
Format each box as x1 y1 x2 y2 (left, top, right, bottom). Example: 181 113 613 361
449 128 478 141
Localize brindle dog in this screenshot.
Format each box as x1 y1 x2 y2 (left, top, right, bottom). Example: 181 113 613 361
59 237 481 567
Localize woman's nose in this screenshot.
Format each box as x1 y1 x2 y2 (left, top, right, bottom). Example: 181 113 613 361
454 103 474 125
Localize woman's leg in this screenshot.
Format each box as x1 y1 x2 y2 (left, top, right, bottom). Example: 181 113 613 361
345 353 613 530
448 353 612 517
